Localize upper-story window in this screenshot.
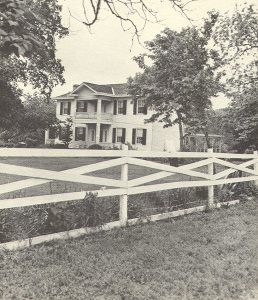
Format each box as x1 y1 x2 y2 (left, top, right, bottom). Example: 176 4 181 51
133 99 147 115
117 101 124 114
60 101 71 115
137 100 145 114
113 100 127 115
76 101 87 112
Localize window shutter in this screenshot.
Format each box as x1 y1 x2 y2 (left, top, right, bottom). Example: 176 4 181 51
142 129 147 145
82 128 86 141
123 100 127 115
60 102 63 115
75 127 78 141
133 100 137 115
132 129 136 145
100 129 103 143
68 102 71 115
76 101 79 112
143 105 147 115
113 100 117 115
112 128 116 143
122 128 126 143
94 102 97 112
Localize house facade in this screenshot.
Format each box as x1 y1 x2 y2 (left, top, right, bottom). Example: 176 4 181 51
45 82 180 151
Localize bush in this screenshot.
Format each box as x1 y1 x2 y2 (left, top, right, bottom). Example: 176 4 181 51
88 144 103 150
0 193 119 243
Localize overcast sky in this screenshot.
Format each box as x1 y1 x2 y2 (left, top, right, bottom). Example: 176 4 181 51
53 0 254 108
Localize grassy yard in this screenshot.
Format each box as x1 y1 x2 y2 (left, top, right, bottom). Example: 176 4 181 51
0 199 258 299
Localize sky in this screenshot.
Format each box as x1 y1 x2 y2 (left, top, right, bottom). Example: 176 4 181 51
53 0 254 109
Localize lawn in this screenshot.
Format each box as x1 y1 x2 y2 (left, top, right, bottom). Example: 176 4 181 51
0 199 257 299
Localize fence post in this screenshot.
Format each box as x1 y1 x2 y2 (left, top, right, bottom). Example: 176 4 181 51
254 151 258 187
207 148 214 208
119 144 128 226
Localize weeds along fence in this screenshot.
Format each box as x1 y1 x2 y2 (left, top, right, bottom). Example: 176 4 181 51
0 146 258 251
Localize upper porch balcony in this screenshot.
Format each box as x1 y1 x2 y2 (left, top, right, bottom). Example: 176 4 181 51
75 112 113 122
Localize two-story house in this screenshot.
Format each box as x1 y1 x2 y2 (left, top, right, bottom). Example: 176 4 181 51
45 82 180 151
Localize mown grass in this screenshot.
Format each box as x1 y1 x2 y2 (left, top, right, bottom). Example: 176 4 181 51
1 199 258 299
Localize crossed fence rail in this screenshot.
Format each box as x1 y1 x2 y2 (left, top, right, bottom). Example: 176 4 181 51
0 146 257 250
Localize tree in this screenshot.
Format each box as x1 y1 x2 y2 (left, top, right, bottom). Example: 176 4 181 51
128 20 220 150
0 95 58 146
60 117 73 148
211 3 258 151
69 0 196 42
0 0 68 99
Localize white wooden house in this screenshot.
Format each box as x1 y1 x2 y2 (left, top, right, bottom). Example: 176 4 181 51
45 82 180 151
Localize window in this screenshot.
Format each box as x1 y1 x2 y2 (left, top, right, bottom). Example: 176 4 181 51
60 101 71 115
137 100 145 114
118 101 124 114
136 129 144 144
76 101 87 112
112 128 126 143
132 128 147 145
116 128 123 142
113 100 127 115
133 99 147 115
75 127 85 141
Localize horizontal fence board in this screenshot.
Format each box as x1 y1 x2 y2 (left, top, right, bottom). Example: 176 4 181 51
128 176 258 195
128 157 213 180
0 162 125 188
0 148 258 159
0 188 126 210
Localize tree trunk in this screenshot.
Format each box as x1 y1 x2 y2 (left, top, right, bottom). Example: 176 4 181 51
177 111 184 151
203 130 212 149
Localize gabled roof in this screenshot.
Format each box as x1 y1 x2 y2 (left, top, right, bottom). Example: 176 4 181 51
72 82 128 95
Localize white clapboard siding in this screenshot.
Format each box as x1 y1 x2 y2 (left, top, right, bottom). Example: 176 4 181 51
0 162 125 188
0 157 126 195
128 157 213 180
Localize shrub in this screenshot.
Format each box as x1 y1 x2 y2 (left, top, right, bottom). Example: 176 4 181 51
0 193 119 243
88 144 103 150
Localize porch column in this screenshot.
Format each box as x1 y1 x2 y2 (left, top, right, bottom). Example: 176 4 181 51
96 123 100 143
97 98 102 116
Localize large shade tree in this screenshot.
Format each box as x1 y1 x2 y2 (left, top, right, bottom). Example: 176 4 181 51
211 3 258 151
128 15 221 150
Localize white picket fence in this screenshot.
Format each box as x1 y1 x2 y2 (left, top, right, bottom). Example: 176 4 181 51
0 146 257 250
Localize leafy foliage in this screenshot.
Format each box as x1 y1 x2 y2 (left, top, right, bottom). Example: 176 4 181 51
128 19 221 149
0 94 58 146
0 0 68 99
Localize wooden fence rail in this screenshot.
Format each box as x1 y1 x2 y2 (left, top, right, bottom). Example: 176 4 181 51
0 147 258 250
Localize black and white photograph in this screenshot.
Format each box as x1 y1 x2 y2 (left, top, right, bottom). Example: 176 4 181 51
0 0 257 299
